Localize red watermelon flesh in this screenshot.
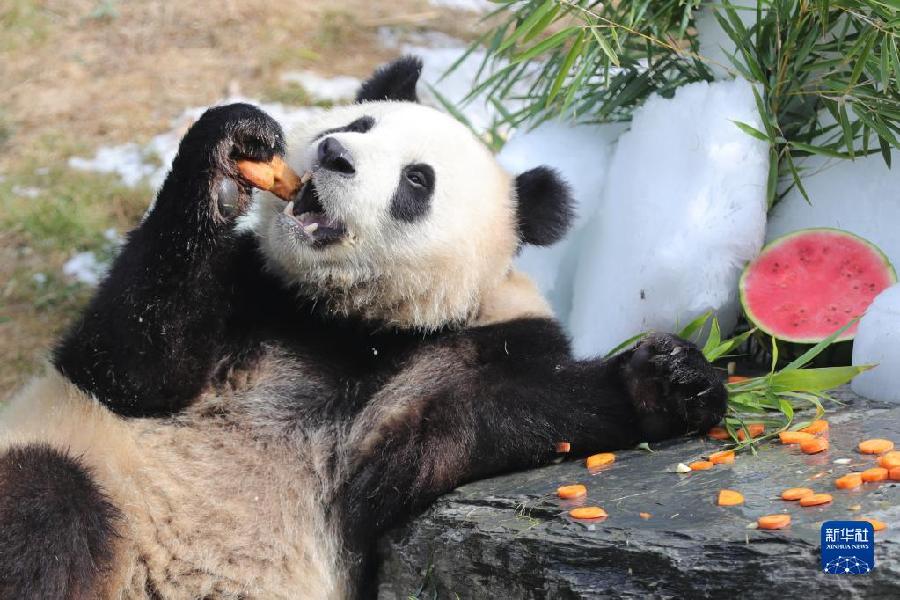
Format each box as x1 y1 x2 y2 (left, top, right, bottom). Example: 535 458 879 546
740 228 897 343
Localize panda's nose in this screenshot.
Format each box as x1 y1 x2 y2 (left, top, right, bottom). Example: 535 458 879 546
317 137 355 175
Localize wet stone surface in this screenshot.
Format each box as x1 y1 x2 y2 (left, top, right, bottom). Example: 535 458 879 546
378 387 899 599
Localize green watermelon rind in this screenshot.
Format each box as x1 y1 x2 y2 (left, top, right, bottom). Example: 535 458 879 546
739 227 898 344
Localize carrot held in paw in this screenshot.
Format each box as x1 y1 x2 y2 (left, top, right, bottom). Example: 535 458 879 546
235 156 309 202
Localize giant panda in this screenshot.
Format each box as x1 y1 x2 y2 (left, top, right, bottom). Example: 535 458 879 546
0 57 726 599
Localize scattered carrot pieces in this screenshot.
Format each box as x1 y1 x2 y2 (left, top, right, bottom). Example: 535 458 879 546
799 420 829 435
861 467 889 483
877 451 900 469
569 506 607 520
859 439 895 454
835 473 863 490
890 467 900 481
781 487 814 501
554 442 571 453
757 514 791 530
717 489 744 506
690 460 714 471
737 423 765 441
779 431 815 445
709 450 735 465
859 518 887 532
586 452 615 469
799 493 833 507
727 375 750 384
557 484 587 499
708 427 730 441
639 512 652 519
800 438 829 454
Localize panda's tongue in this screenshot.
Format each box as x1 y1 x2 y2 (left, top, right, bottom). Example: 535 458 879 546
282 182 347 243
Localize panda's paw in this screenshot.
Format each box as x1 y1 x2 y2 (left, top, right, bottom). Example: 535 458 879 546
620 333 726 442
171 103 286 214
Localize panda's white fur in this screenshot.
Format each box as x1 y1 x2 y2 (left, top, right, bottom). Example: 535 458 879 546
0 98 552 599
251 102 521 330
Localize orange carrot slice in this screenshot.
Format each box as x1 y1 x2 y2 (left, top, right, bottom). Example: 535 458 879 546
727 375 750 384
737 423 765 441
757 514 791 530
690 460 714 471
835 473 863 490
639 512 652 519
859 439 895 454
781 487 814 500
890 467 900 481
860 518 887 531
235 159 275 189
799 493 833 507
861 467 889 483
708 427 730 441
586 452 615 469
569 506 607 520
779 431 815 444
800 438 829 454
557 484 587 499
555 442 571 453
877 451 900 469
717 489 744 506
709 450 735 465
800 420 829 435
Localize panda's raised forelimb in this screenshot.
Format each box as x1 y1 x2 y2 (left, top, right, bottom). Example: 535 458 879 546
338 320 726 591
53 103 286 417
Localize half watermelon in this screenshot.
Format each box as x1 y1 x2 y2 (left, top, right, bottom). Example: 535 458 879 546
740 228 897 343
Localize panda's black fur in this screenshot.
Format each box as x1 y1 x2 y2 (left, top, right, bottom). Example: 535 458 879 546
0 57 727 599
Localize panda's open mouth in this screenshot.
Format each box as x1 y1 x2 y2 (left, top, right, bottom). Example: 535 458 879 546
282 181 348 247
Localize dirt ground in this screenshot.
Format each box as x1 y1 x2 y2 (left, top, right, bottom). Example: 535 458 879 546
0 0 482 395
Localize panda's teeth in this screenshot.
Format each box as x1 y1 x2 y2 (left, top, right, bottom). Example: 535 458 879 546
283 201 294 217
303 223 320 234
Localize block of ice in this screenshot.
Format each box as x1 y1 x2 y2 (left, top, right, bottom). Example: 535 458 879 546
852 284 900 403
569 78 769 357
766 151 900 272
497 121 625 323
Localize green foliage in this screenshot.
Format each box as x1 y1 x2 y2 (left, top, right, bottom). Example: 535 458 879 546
459 0 900 208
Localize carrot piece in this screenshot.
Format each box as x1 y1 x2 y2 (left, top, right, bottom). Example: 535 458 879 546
757 514 791 530
835 473 863 490
800 438 829 454
717 489 744 506
860 518 887 532
235 159 275 189
585 452 615 469
707 427 730 441
709 450 735 465
799 493 833 507
689 460 714 471
557 484 587 499
569 506 607 520
781 487 814 501
639 512 652 519
861 467 889 483
859 439 895 454
555 442 571 453
877 451 900 469
890 467 900 481
779 431 815 444
727 375 750 384
799 420 829 435
737 424 765 441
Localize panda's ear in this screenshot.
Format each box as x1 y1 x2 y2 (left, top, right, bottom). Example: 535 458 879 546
515 166 574 246
356 56 423 103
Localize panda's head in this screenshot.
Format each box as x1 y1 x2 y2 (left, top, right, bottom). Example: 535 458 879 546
250 57 572 330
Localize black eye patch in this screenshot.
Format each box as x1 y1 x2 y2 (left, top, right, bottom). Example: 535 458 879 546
390 163 435 222
315 115 375 139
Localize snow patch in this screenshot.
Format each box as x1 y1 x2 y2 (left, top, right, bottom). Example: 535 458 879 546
569 78 770 357
428 0 492 12
63 251 108 286
279 71 361 102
